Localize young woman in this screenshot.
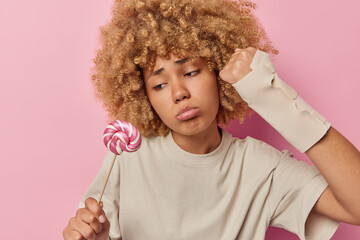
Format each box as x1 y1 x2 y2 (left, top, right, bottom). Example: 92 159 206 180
63 0 360 239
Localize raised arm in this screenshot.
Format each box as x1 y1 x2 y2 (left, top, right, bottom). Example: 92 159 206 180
220 47 360 226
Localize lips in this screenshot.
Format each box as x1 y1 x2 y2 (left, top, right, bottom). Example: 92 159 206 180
176 107 200 121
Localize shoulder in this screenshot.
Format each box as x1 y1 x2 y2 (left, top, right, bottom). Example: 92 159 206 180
220 132 295 180
227 133 287 166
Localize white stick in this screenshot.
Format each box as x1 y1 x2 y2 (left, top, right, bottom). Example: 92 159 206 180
98 153 118 203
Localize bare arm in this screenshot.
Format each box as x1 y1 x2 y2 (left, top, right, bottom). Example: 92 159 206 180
306 127 360 225
220 47 360 226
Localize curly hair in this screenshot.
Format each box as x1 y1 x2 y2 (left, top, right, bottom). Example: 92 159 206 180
92 0 277 137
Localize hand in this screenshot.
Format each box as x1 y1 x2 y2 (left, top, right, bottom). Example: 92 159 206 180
219 47 257 84
63 197 110 240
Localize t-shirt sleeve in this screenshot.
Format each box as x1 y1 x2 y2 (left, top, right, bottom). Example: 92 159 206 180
268 151 339 240
79 151 122 240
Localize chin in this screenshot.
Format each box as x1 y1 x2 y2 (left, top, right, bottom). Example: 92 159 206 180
181 122 215 136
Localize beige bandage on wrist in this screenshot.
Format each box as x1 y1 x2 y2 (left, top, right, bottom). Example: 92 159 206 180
232 50 331 153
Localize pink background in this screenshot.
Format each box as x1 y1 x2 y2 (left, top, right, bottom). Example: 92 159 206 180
0 0 359 239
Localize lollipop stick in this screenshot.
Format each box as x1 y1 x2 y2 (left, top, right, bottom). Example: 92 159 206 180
98 153 119 203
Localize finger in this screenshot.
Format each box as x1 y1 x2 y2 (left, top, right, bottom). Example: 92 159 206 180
69 217 96 240
228 50 249 64
245 46 257 53
63 225 84 240
234 49 252 58
233 47 256 56
101 215 111 232
76 208 103 234
228 50 255 69
84 197 107 224
64 231 84 240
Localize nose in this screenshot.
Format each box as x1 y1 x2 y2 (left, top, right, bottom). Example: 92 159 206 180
172 81 190 103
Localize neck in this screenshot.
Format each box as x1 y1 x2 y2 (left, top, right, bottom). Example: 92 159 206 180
172 121 222 154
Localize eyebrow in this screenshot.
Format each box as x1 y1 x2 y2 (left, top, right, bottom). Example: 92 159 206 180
149 58 190 77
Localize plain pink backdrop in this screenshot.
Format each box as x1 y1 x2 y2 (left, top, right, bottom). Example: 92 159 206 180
0 0 359 239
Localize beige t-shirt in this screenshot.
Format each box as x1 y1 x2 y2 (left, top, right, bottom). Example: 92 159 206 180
80 130 339 240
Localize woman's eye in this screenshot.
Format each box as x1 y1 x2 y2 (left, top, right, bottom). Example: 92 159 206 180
184 70 200 77
153 83 165 90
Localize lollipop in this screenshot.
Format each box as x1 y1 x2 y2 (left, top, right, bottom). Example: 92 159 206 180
98 120 142 202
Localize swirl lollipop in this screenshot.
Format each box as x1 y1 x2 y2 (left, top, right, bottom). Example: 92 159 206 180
98 120 142 202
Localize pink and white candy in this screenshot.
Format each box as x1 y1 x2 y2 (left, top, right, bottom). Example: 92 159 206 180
103 120 142 155
98 120 141 203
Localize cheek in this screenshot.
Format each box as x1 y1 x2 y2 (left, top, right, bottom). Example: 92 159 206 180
195 78 219 112
147 93 168 118
147 95 158 111
209 79 220 113
206 77 220 103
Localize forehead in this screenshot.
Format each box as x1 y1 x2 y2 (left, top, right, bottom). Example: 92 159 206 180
153 53 193 67
143 53 204 78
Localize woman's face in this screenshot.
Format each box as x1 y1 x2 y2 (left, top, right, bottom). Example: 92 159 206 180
143 53 220 138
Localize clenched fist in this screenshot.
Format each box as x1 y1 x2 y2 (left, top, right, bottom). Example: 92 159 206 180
219 47 257 84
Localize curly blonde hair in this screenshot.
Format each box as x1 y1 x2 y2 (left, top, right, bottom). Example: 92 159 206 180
92 0 276 137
